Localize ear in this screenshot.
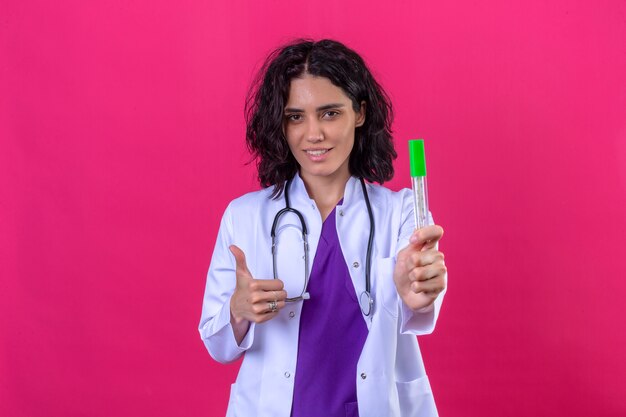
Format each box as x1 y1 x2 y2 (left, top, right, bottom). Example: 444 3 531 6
355 101 366 127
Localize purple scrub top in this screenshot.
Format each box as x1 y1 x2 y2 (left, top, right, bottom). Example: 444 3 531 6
291 205 369 417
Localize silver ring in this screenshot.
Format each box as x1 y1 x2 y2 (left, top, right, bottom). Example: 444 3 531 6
268 300 278 313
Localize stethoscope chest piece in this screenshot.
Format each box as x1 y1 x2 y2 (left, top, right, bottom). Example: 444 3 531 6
359 291 374 316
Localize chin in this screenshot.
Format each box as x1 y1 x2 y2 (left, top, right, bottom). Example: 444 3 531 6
298 160 349 180
304 170 344 180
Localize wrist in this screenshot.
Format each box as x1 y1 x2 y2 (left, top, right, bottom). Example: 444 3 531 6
229 305 248 326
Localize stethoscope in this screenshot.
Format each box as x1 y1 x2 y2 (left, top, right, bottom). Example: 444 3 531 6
271 177 375 316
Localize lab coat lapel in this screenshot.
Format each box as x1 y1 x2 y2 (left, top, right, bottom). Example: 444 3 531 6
285 174 322 297
336 177 371 318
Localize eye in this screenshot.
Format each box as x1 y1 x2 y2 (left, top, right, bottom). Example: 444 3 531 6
323 110 340 119
285 114 302 123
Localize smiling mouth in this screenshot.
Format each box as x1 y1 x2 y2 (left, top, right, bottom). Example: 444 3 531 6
305 149 330 156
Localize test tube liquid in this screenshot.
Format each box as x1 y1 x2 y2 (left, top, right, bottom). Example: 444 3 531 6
409 140 430 229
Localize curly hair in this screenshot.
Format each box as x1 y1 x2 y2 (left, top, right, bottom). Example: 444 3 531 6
245 39 396 198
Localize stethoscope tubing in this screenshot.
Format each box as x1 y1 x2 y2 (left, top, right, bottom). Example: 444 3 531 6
271 177 375 315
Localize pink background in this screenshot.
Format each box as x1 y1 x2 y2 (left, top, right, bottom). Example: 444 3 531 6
2 1 626 416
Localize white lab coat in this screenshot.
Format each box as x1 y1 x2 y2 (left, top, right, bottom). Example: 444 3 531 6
199 174 446 417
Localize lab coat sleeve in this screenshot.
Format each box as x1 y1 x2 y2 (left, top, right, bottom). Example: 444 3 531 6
198 203 256 363
396 189 447 335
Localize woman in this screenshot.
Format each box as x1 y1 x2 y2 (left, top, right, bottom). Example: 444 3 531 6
199 39 447 417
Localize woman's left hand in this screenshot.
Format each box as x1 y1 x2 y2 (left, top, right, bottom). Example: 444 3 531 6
393 225 447 312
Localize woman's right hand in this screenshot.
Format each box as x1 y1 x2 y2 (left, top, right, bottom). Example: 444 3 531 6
228 245 287 344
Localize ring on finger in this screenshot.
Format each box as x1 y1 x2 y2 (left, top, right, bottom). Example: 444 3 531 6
267 300 278 313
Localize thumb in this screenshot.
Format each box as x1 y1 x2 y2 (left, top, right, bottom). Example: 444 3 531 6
229 245 252 279
409 225 443 251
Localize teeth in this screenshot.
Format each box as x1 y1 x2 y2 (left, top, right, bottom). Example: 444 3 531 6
306 149 328 156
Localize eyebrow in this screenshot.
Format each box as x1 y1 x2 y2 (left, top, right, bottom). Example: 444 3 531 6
284 103 346 113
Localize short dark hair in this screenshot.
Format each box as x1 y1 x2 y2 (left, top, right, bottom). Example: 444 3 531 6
245 39 396 198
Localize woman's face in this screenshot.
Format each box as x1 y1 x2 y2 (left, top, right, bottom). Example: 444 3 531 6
283 74 365 186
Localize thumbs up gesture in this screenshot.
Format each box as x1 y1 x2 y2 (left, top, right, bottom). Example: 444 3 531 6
393 225 447 312
229 245 287 330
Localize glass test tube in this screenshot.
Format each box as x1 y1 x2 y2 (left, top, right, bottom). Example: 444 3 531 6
409 139 430 229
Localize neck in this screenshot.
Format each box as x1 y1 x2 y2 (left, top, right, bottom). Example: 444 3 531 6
300 172 351 221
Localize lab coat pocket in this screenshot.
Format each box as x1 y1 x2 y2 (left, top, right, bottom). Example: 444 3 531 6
377 257 399 317
396 375 437 417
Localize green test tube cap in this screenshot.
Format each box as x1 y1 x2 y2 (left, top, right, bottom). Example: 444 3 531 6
409 139 427 177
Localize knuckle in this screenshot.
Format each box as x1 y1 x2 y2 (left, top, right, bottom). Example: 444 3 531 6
259 312 276 322
256 314 270 323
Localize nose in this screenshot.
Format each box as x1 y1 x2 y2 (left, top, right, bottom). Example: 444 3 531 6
305 119 323 143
